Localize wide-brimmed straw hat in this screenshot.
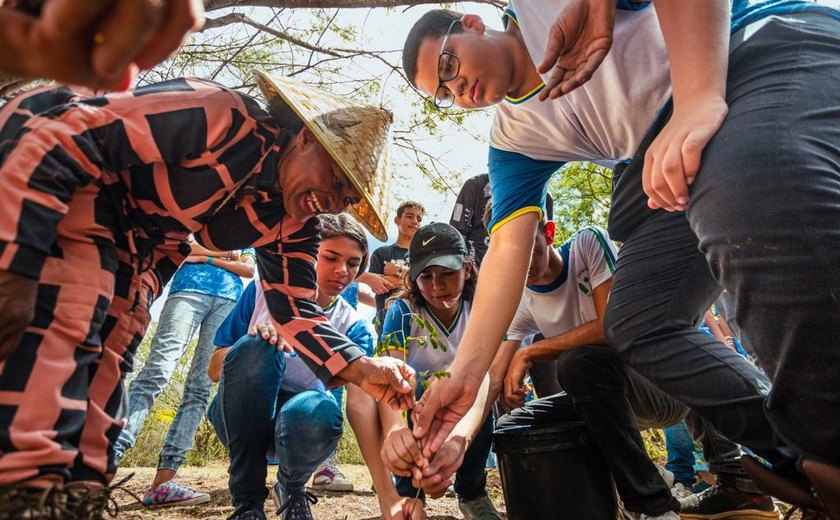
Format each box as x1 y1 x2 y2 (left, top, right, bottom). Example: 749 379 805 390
254 70 393 241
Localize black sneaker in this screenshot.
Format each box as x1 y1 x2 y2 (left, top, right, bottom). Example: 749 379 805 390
679 481 780 519
228 503 267 520
275 489 318 520
0 484 69 519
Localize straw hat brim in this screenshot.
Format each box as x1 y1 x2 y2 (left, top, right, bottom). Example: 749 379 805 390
254 70 392 241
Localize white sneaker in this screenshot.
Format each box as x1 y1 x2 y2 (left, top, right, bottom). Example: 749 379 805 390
311 455 353 492
656 466 676 488
670 482 694 499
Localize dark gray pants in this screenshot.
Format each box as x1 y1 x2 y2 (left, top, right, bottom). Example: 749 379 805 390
606 12 840 466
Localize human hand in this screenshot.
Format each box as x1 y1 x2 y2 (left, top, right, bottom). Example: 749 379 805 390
248 321 292 352
415 436 466 497
379 494 427 520
642 97 728 211
396 497 428 520
336 356 415 412
382 427 429 478
537 0 615 100
364 273 396 294
0 0 204 90
502 350 532 411
183 255 209 264
412 371 481 458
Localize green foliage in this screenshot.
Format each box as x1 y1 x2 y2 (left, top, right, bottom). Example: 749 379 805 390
642 429 668 465
375 314 447 356
548 162 613 244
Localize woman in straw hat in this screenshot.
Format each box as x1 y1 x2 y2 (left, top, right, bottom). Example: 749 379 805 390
0 72 413 519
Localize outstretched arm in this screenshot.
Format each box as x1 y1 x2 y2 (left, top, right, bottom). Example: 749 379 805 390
413 212 538 451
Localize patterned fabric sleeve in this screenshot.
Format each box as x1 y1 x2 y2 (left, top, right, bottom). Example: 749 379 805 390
0 79 273 280
257 216 365 385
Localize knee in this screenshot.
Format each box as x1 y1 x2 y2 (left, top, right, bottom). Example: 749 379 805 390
556 347 623 394
226 335 283 368
282 391 343 440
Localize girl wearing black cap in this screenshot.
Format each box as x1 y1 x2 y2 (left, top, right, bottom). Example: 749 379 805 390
377 222 501 520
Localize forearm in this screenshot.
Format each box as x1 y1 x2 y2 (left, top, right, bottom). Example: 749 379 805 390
347 386 400 500
207 347 229 383
358 284 377 308
521 320 605 362
357 272 379 285
487 340 521 412
189 242 228 257
383 274 403 286
654 0 729 106
209 257 255 278
449 215 538 383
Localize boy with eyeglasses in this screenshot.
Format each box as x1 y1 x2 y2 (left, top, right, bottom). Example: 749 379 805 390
402 0 840 517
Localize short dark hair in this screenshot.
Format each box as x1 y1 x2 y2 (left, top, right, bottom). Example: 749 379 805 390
403 9 464 88
318 213 369 276
396 200 426 218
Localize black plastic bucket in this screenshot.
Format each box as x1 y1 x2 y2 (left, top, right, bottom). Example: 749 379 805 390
493 421 617 519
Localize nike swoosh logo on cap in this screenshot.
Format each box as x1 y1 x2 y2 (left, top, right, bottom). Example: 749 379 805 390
422 237 435 246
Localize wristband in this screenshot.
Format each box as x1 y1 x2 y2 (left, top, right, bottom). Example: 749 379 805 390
207 257 214 265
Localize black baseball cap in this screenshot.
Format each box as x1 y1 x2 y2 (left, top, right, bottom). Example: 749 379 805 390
409 222 468 282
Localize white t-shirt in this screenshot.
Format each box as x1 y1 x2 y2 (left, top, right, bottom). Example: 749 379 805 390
507 227 618 341
491 0 671 165
250 281 373 393
380 298 471 374
486 0 671 232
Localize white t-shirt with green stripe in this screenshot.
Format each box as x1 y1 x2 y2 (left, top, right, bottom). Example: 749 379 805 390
507 227 618 341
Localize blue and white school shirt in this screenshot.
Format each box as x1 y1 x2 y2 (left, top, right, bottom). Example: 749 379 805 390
169 248 255 301
380 298 470 374
214 279 374 392
507 227 618 342
487 0 840 234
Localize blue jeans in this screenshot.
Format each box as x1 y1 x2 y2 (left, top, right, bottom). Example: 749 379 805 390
207 336 342 506
664 422 696 487
114 291 236 470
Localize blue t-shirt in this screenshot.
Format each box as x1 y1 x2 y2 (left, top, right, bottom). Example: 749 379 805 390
341 281 360 309
169 248 254 301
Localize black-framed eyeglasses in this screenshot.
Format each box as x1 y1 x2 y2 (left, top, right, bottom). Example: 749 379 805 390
433 19 462 109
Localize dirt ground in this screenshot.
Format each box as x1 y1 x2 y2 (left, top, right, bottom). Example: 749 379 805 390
113 465 508 519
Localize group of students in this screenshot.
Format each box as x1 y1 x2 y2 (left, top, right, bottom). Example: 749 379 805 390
0 0 839 518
